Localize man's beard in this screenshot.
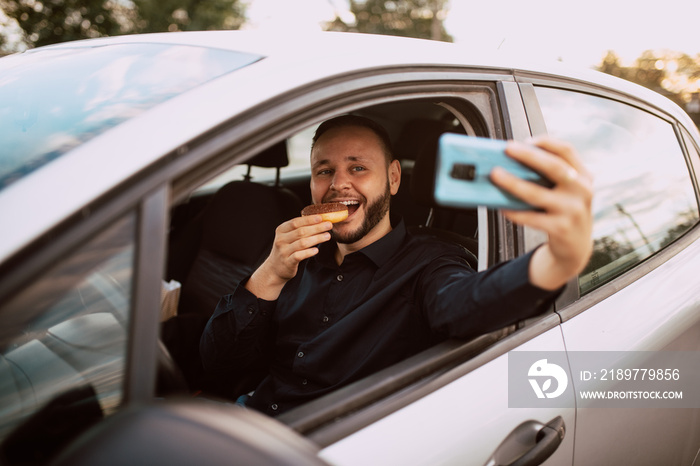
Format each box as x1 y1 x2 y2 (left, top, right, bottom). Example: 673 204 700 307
331 182 391 245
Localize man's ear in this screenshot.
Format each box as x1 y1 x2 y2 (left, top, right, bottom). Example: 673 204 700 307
389 159 401 195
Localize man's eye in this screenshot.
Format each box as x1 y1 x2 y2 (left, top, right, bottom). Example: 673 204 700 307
316 169 332 176
352 166 366 172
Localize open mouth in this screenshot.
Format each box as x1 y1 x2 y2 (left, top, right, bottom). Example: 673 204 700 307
338 200 361 217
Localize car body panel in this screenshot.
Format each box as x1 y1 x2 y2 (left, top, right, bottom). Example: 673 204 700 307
318 326 575 465
1 30 699 465
559 232 700 465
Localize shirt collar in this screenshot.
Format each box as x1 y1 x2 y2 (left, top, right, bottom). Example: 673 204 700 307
317 215 406 268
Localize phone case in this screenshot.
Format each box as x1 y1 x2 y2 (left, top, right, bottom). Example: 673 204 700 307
434 134 552 210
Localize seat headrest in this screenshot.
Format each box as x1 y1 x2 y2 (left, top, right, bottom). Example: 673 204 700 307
248 140 289 168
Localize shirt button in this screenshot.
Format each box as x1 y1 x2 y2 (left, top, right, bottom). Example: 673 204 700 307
271 403 278 411
297 351 304 358
247 306 255 315
336 274 343 282
322 316 329 323
302 379 308 385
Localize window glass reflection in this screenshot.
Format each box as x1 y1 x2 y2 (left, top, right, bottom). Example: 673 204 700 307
0 214 135 444
535 87 699 294
0 44 261 191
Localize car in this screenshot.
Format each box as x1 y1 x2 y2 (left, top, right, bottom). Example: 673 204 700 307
0 30 699 466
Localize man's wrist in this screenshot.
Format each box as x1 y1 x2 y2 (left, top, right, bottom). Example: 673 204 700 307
245 264 287 300
528 245 578 291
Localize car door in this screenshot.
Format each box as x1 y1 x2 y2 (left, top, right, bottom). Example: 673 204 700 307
520 77 700 464
310 80 576 466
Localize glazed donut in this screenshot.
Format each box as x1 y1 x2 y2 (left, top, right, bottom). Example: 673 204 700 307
301 202 349 223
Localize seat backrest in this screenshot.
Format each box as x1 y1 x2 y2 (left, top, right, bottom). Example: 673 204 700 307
409 130 479 268
175 141 304 319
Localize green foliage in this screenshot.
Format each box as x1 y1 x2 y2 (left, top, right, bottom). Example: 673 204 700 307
0 0 124 48
131 0 245 33
0 0 246 50
598 50 700 110
329 0 452 42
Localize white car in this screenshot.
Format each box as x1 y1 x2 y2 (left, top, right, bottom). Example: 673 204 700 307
0 31 698 465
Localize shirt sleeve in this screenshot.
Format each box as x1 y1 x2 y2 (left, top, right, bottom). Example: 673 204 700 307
199 279 277 377
418 249 561 340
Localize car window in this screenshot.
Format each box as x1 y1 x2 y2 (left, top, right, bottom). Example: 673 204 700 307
0 214 135 445
0 44 262 192
195 125 317 194
534 87 699 294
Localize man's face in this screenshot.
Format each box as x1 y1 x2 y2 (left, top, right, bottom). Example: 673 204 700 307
310 125 400 245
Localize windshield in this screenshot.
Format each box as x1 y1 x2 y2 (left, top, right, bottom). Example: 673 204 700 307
0 42 262 191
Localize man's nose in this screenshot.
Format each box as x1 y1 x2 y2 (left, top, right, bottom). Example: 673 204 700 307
330 171 351 190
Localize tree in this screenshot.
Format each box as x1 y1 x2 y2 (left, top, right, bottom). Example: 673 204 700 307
0 0 126 48
582 235 636 277
0 0 246 51
597 49 700 110
328 0 452 42
131 0 245 33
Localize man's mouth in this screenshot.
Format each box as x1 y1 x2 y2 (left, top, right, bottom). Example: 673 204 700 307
337 200 361 216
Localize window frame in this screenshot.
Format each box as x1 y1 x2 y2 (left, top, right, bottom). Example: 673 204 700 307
163 68 566 441
517 73 700 320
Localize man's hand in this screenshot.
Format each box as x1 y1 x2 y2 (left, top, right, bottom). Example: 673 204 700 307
246 215 332 300
490 137 594 291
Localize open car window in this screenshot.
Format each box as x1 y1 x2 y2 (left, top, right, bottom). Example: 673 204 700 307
161 90 532 430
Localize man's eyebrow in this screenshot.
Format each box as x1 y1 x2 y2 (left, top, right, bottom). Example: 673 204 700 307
311 155 365 169
311 159 330 170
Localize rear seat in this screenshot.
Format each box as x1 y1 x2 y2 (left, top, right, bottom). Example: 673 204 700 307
163 141 303 393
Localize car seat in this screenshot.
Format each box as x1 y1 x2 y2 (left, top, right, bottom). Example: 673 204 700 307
172 141 303 318
409 129 479 270
162 141 303 394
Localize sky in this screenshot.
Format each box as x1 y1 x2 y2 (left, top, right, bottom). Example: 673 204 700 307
243 0 700 69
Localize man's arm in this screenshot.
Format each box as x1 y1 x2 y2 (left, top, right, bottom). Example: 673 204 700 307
199 284 276 375
246 215 332 300
419 247 557 340
490 137 594 290
200 214 333 372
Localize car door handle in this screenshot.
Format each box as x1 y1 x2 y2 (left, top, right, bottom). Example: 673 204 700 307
484 416 566 466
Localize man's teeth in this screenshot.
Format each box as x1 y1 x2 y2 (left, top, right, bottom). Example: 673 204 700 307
339 200 359 206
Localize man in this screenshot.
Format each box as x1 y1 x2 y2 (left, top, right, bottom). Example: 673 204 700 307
200 115 593 416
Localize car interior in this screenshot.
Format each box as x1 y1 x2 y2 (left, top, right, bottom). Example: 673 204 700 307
157 94 520 421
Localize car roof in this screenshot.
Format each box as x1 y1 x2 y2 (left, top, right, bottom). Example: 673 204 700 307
1 30 696 266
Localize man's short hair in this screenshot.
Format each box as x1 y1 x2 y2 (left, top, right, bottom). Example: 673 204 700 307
312 115 394 165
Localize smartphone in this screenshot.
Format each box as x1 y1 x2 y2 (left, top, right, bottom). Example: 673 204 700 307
434 133 553 211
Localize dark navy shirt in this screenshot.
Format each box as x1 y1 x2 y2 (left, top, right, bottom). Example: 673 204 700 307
200 219 556 416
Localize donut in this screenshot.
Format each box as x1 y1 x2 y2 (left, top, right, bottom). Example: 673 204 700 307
301 202 349 223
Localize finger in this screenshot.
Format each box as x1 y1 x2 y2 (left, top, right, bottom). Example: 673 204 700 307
290 231 332 251
295 221 333 240
529 137 582 170
500 208 549 230
506 140 591 189
279 215 330 233
289 246 321 263
490 166 555 210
